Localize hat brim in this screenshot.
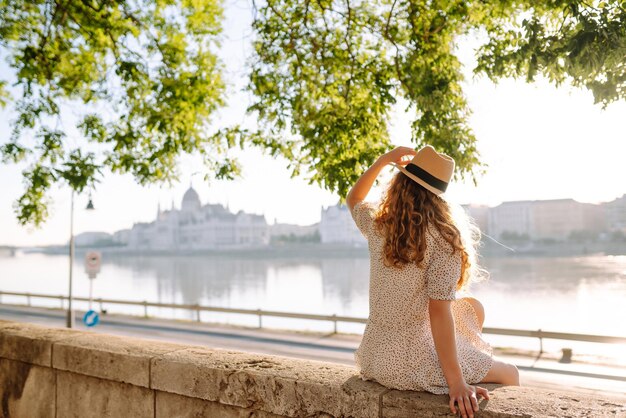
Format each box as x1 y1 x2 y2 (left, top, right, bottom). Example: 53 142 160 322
391 163 445 196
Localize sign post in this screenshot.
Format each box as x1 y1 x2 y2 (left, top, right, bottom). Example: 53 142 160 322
84 251 102 326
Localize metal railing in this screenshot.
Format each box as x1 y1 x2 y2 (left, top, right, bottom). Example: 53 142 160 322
1 290 625 351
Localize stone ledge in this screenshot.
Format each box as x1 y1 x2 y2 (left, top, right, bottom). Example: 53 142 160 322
150 347 386 417
155 391 286 418
52 332 185 387
381 386 626 418
0 320 624 418
0 319 82 366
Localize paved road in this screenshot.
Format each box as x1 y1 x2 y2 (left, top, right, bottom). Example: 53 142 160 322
1 304 624 397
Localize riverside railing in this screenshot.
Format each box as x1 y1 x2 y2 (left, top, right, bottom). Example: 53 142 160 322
1 290 625 354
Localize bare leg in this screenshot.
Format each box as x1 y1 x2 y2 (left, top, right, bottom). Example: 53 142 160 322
480 359 520 386
460 297 485 331
460 298 520 386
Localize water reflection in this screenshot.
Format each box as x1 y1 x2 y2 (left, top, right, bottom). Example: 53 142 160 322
475 256 626 337
320 258 370 315
1 253 624 338
106 255 270 305
97 255 372 316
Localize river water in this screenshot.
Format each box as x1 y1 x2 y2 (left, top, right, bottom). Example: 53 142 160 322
1 251 625 363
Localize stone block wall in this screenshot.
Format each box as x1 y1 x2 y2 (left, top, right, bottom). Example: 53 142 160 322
0 320 623 417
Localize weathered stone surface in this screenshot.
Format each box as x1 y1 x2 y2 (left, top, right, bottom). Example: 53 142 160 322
53 332 186 387
1 320 625 418
56 370 154 418
156 391 287 418
382 385 626 417
0 358 55 418
0 320 82 366
151 347 387 418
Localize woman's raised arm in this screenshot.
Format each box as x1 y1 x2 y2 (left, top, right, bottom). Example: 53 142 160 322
346 146 417 212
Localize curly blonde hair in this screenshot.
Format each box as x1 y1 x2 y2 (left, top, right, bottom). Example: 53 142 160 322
372 172 483 291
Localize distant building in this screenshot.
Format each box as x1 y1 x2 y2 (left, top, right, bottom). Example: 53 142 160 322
488 201 534 239
112 229 131 245
532 199 578 240
74 232 113 247
582 202 606 236
319 203 367 246
0 246 16 257
462 204 490 234
127 185 269 251
485 199 606 241
605 194 626 233
270 221 318 239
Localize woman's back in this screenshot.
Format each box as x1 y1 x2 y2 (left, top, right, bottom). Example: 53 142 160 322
351 200 493 394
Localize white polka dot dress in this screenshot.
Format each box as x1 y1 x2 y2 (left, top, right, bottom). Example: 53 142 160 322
351 200 493 395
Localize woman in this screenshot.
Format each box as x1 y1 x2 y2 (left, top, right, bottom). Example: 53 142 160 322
346 146 519 418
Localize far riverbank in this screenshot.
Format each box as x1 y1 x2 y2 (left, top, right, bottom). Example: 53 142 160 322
15 240 626 259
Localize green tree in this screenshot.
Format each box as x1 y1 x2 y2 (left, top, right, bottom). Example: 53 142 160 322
0 0 230 225
1 0 625 226
248 0 626 197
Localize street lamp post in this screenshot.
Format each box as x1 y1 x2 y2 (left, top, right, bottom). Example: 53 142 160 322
66 191 95 328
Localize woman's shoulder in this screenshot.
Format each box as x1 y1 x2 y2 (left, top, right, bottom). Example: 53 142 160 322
353 199 378 213
425 223 454 252
350 200 381 239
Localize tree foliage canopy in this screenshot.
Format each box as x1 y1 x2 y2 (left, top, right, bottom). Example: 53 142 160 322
248 0 626 197
0 0 228 225
1 0 624 226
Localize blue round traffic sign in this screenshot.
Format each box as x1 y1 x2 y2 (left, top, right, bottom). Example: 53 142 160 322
83 310 100 327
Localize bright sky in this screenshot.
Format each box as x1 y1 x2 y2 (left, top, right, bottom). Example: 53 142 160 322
1 1 625 246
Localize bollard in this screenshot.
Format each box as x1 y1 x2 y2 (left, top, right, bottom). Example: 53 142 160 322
143 301 148 318
26 293 31 307
60 295 64 308
258 308 262 328
332 314 337 334
196 305 201 322
560 348 573 363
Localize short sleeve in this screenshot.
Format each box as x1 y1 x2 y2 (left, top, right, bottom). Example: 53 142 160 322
425 230 462 300
350 200 375 238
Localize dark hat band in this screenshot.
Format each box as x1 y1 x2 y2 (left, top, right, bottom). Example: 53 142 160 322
404 163 449 193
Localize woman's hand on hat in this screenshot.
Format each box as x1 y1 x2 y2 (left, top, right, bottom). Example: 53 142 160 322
348 145 416 206
380 146 417 166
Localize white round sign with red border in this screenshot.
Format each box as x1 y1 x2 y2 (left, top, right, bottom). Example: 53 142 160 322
85 251 101 279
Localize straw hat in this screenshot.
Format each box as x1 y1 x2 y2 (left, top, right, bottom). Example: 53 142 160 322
391 145 455 195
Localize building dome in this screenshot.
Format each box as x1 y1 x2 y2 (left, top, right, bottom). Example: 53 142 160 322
181 186 201 212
